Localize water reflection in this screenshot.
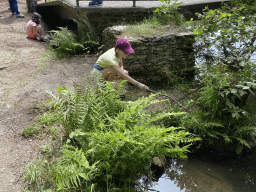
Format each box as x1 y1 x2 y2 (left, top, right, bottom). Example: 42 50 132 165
149 149 256 192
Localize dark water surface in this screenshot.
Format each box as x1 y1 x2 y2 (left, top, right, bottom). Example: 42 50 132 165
148 149 256 192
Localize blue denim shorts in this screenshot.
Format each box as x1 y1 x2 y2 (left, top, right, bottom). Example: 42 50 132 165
93 64 103 72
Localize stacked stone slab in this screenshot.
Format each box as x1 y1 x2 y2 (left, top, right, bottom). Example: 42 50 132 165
102 26 196 85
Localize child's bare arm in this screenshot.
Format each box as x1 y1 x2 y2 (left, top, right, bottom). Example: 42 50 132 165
112 65 148 90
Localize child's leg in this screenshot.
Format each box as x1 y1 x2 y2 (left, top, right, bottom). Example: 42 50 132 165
36 25 44 38
35 25 48 41
116 69 128 79
102 67 117 81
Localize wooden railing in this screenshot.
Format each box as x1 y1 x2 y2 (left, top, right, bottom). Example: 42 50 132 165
76 0 159 8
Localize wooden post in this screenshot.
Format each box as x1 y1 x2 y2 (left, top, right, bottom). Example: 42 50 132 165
76 0 79 7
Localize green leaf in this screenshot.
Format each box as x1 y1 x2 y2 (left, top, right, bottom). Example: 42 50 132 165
232 112 240 120
69 129 86 139
235 144 243 154
78 173 87 179
236 138 250 148
226 99 234 108
230 89 237 94
172 2 183 9
121 162 127 170
238 90 246 97
223 135 231 142
153 8 160 13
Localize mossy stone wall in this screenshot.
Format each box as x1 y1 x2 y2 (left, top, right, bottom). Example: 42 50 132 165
102 26 195 85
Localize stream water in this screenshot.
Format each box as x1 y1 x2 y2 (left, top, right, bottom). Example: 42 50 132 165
147 149 256 192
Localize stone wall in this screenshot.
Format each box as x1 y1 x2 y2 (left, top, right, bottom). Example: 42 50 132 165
102 26 195 85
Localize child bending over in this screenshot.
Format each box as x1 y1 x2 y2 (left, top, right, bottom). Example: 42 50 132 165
94 38 148 90
26 13 47 42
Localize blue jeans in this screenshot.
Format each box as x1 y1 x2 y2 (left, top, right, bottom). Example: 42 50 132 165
9 0 20 14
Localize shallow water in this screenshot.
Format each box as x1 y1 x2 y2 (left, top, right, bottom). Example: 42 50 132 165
147 149 256 192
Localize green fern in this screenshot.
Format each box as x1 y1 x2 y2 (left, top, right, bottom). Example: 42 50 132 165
46 27 84 58
44 71 199 191
55 145 98 191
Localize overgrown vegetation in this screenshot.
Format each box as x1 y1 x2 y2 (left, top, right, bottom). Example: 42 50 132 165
182 0 256 153
22 110 60 138
22 0 256 191
124 0 185 36
22 71 198 191
153 0 185 26
46 22 100 59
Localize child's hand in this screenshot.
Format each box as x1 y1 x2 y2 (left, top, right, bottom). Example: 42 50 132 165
137 83 149 90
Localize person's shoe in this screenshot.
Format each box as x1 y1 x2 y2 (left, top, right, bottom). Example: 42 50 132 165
16 14 25 18
89 1 98 5
12 12 17 15
40 38 49 42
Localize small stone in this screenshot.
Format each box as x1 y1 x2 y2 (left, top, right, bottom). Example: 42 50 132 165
0 66 7 70
29 139 32 142
9 179 14 183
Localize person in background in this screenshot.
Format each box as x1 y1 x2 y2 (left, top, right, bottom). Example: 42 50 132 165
9 0 24 18
93 38 148 90
26 12 47 41
88 0 103 6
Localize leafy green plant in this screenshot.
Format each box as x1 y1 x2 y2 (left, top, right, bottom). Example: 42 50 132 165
23 145 97 192
46 26 100 58
47 27 84 58
22 111 59 138
22 124 42 138
22 158 55 191
153 0 185 26
184 0 256 154
43 71 198 191
38 112 59 125
54 145 98 191
76 18 100 54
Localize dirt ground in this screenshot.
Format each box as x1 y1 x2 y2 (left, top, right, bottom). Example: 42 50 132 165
0 0 99 190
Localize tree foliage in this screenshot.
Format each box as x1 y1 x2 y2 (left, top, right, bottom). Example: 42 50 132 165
186 0 256 153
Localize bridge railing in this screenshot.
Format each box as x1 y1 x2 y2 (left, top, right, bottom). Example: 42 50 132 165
75 0 160 8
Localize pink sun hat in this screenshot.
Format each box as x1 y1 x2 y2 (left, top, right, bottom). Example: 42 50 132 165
115 38 134 55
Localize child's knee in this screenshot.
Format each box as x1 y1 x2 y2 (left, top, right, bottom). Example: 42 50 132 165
36 25 43 34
